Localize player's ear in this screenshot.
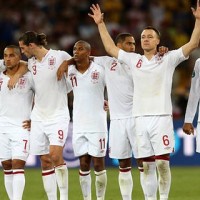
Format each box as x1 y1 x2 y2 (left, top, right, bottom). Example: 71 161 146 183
28 43 34 48
156 39 160 45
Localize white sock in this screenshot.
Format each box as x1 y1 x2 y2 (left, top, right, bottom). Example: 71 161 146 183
118 167 133 200
141 162 158 200
4 169 13 200
79 170 91 200
95 170 107 200
42 169 57 200
156 159 171 200
12 169 25 200
55 163 68 200
138 167 148 200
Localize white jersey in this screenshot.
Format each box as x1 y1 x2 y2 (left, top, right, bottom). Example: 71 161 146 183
118 48 188 116
0 71 34 129
28 49 71 121
68 61 107 133
94 56 133 120
184 58 200 123
0 59 6 72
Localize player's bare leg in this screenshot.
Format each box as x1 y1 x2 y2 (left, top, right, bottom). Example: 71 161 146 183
118 158 133 200
155 154 171 200
1 159 13 200
50 145 68 200
93 156 107 200
40 154 57 200
79 155 92 200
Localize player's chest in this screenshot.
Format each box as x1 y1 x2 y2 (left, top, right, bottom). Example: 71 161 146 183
68 69 104 88
0 75 30 94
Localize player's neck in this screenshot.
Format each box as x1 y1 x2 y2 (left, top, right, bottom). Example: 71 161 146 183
76 59 90 74
35 48 49 62
5 64 20 77
144 49 157 60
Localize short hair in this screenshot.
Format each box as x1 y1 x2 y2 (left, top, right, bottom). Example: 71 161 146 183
143 26 161 39
114 33 134 45
74 40 91 51
19 31 48 46
4 45 21 56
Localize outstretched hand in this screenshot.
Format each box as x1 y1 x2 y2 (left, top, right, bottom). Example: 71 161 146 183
88 4 104 24
192 0 200 19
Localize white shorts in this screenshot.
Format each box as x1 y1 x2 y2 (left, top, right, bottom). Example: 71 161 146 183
30 119 69 155
134 115 174 159
109 117 138 159
73 132 108 157
196 123 200 153
0 127 30 161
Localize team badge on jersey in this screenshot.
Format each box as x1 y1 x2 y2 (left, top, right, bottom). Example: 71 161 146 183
91 70 99 84
48 57 56 70
17 77 27 89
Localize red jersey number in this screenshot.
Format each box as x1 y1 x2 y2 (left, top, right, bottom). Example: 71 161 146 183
32 65 37 75
162 135 170 146
99 138 106 150
58 130 64 140
70 76 77 87
136 59 142 68
110 61 117 71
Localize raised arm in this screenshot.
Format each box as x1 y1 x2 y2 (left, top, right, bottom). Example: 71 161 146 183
182 0 200 57
88 4 120 58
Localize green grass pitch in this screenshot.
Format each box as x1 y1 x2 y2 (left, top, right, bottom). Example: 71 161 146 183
0 166 199 199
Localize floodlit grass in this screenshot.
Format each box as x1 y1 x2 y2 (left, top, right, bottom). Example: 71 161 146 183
0 166 199 199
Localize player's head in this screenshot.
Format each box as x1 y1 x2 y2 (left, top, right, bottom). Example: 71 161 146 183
115 33 136 53
141 26 160 52
73 40 91 62
18 31 47 58
3 45 21 69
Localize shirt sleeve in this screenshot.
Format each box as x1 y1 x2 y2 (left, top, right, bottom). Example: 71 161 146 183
94 56 110 68
60 50 71 60
184 59 200 123
0 59 6 72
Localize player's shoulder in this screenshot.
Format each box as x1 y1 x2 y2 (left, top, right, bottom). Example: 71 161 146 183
94 55 113 62
22 71 32 78
91 61 105 70
195 58 200 65
68 64 76 74
52 49 71 57
166 47 183 56
28 57 35 66
0 59 6 72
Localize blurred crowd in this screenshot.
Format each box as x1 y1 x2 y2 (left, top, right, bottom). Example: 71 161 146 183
0 0 199 119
